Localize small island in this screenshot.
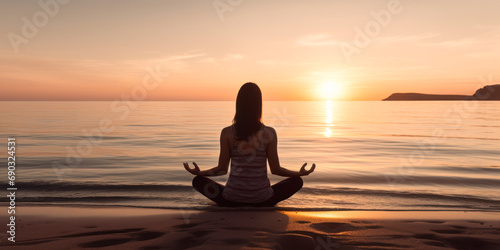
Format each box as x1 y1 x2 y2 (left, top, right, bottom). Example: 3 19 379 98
383 84 500 101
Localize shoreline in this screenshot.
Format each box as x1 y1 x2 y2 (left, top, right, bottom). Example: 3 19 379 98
4 202 500 213
1 205 499 249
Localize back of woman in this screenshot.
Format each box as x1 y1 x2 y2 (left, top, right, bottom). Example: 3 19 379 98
222 124 274 203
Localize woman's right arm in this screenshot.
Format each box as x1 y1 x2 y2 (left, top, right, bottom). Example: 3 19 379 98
266 127 315 177
183 127 231 176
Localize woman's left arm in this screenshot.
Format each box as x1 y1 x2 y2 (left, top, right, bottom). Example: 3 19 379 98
184 127 231 176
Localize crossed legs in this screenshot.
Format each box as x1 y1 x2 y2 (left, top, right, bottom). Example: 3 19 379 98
192 175 303 207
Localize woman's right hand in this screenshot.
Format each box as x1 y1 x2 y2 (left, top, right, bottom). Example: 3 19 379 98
183 162 200 175
299 163 316 176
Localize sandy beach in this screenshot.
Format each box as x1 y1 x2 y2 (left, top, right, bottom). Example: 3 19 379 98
1 206 499 249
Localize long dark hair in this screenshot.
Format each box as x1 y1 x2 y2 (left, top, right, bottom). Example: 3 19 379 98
233 82 263 140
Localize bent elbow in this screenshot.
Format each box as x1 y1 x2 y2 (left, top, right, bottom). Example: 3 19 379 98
216 168 228 175
270 167 281 175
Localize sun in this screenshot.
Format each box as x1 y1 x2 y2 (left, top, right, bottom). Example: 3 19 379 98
317 82 342 100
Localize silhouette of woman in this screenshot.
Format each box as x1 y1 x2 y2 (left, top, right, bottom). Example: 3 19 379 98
184 82 315 207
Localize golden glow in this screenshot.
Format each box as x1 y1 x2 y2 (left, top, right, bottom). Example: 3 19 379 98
287 211 500 221
324 100 334 138
324 127 332 138
290 211 345 219
318 82 343 101
325 100 333 124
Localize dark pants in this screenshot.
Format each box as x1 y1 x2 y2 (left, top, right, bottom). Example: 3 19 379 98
192 175 303 207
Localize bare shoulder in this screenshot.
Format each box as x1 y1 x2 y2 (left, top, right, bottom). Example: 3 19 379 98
221 126 233 138
263 125 276 132
263 125 277 137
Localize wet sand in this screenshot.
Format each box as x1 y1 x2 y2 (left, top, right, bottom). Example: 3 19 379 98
1 206 500 249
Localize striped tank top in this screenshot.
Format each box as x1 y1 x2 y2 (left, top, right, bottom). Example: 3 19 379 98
222 124 274 203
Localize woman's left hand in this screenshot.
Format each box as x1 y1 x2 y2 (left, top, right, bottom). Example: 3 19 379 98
299 163 316 176
183 162 200 175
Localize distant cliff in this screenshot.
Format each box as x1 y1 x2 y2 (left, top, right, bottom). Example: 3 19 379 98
383 93 469 101
468 84 500 100
383 84 500 101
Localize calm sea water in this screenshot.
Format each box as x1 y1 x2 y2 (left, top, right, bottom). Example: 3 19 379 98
1 101 499 211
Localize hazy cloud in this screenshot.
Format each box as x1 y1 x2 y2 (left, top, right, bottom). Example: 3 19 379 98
296 33 341 47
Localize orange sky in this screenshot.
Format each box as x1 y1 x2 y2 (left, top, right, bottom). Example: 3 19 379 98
1 0 499 101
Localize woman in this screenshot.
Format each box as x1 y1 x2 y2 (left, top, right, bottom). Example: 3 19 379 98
183 82 315 207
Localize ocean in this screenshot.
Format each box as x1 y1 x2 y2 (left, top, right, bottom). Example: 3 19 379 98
1 101 499 211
